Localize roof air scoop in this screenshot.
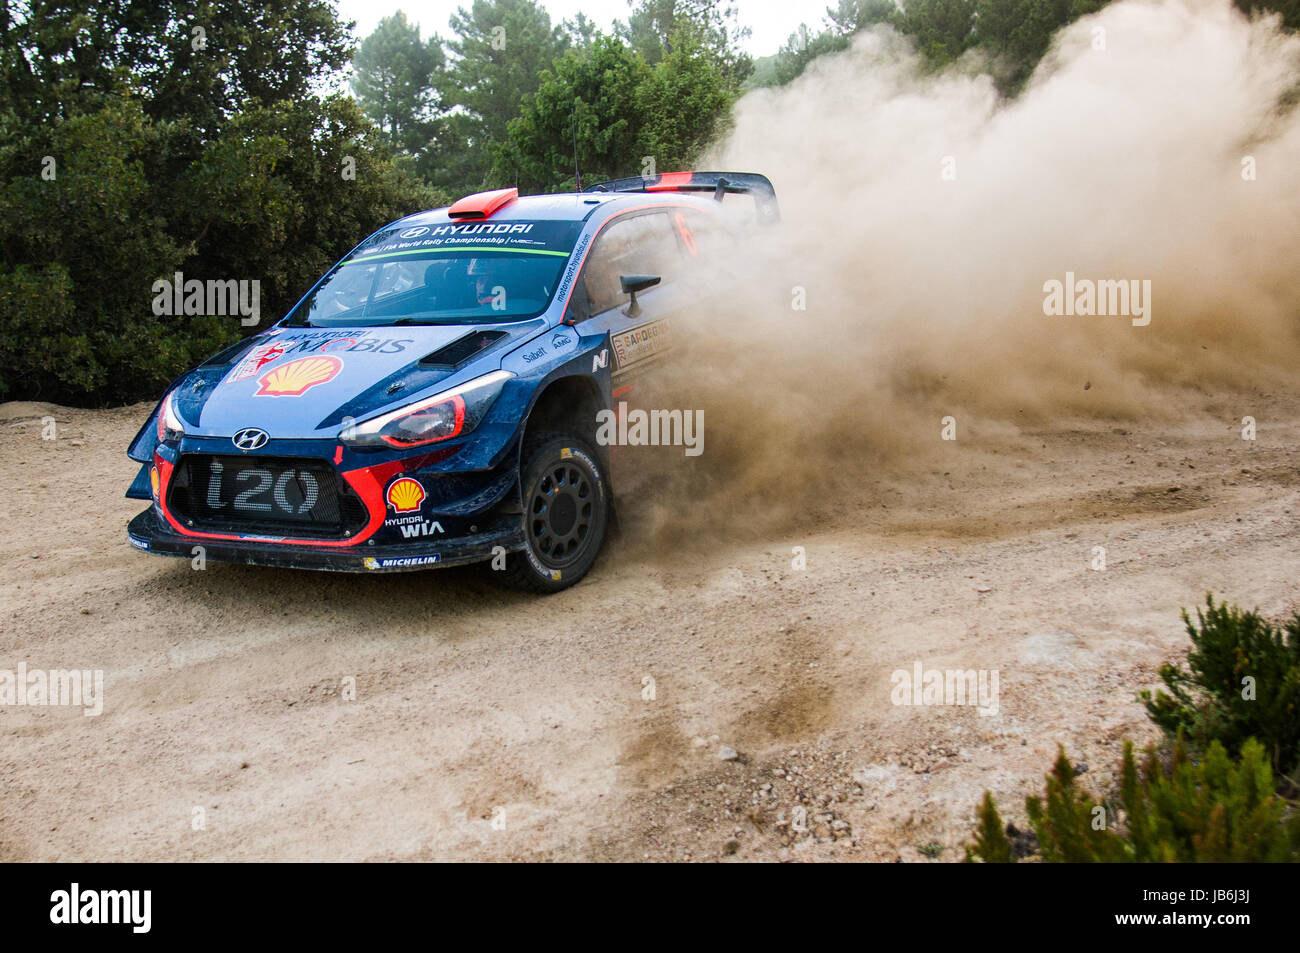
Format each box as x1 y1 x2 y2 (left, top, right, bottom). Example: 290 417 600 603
447 187 519 219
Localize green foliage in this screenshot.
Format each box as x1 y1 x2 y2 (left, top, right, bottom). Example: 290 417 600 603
827 0 901 32
0 3 441 405
634 29 739 172
622 0 753 83
351 12 444 152
496 36 649 191
769 26 852 87
1 1 353 133
967 596 1300 862
966 792 1014 862
0 99 192 402
497 28 737 192
750 1 895 88
443 0 570 187
1142 595 1300 781
350 0 750 195
969 739 1300 862
563 12 603 49
896 0 977 67
971 0 1113 91
1236 0 1300 31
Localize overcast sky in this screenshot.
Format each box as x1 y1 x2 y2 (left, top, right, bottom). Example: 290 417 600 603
334 0 821 57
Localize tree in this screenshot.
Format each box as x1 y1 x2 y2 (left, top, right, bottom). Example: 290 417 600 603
1141 596 1300 780
770 25 851 86
0 2 442 405
497 35 650 191
762 0 897 87
0 1 354 134
351 12 443 152
637 28 738 166
497 28 737 193
1236 0 1300 30
444 0 569 187
563 12 602 49
826 0 899 32
974 0 1082 90
968 739 1300 862
623 0 752 83
895 0 976 66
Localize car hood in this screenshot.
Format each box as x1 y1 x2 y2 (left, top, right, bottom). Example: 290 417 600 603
174 322 542 440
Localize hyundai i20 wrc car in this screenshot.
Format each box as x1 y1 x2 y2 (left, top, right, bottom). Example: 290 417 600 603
125 171 779 592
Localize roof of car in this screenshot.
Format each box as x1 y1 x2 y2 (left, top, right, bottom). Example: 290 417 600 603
389 189 721 229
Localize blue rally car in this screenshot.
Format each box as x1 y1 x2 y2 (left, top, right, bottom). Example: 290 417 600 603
125 171 779 591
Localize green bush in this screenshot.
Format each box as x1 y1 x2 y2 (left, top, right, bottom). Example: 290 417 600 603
967 738 1300 862
1141 595 1300 782
0 3 444 407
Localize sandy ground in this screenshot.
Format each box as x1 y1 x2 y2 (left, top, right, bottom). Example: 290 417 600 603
0 390 1296 862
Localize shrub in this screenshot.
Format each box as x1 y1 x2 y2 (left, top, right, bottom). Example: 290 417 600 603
1141 595 1300 783
967 738 1300 862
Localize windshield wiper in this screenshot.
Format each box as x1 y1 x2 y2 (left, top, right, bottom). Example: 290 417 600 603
389 317 477 326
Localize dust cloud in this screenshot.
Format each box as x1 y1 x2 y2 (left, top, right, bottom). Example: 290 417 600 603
618 0 1300 544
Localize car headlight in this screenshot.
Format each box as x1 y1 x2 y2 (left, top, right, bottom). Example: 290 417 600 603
156 391 184 443
340 370 512 449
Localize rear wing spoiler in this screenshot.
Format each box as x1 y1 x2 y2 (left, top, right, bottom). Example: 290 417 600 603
585 171 780 224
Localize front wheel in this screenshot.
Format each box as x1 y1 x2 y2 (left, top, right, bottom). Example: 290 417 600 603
497 432 609 593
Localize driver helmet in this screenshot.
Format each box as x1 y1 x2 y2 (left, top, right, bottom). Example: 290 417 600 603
467 257 505 305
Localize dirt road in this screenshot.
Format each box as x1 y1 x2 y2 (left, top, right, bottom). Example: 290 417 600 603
1 391 1296 861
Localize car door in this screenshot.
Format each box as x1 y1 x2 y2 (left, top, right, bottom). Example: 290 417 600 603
572 210 686 398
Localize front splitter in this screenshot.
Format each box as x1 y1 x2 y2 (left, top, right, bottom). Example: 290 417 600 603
127 507 524 572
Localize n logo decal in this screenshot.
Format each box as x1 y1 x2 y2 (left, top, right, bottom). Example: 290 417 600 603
592 348 609 372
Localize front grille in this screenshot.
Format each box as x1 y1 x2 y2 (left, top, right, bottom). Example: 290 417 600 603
168 454 367 539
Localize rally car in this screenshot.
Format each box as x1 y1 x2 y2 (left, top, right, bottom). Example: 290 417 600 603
125 171 779 591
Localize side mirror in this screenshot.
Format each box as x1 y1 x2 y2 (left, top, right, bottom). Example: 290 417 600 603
620 274 660 318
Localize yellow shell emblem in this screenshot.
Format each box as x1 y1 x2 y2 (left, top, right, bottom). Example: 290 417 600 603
150 466 160 498
255 355 342 397
386 477 425 513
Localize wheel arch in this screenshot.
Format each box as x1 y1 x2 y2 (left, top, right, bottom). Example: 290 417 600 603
517 372 619 530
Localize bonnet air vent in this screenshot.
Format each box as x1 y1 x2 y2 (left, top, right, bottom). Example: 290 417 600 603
419 330 508 369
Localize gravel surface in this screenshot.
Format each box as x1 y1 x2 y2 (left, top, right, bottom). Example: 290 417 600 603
0 392 1295 861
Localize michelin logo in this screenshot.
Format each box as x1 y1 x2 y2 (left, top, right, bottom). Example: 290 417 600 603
364 555 442 570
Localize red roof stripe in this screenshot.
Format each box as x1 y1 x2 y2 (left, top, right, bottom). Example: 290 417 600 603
645 171 693 191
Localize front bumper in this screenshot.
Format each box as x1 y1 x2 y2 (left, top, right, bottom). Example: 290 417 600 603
127 507 524 572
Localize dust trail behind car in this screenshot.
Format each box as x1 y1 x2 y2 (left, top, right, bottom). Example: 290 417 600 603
620 0 1300 548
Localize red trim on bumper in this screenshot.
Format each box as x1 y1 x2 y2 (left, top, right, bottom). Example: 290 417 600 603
155 452 403 548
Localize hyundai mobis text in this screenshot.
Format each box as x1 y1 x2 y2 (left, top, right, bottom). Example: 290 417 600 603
126 172 779 592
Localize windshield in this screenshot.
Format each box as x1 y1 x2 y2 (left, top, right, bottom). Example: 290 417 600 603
287 219 581 327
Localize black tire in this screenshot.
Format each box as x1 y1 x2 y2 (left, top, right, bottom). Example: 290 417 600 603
495 431 609 593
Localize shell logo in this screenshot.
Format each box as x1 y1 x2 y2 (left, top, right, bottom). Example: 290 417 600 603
386 477 425 513
150 466 160 499
255 356 343 397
